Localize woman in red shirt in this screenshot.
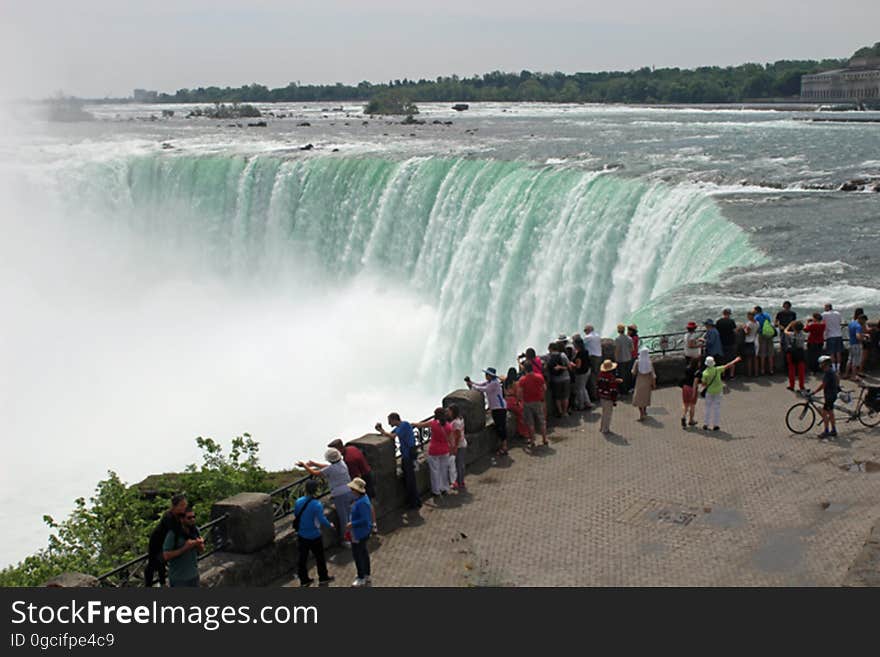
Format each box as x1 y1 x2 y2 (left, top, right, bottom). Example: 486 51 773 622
413 408 450 497
804 312 826 373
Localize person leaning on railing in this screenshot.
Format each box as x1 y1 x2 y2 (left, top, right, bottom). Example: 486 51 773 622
375 413 421 510
327 438 377 532
297 448 354 547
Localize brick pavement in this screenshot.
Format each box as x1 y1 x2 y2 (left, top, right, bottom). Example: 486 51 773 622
282 373 880 587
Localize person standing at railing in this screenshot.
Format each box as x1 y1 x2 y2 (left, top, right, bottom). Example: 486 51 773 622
375 414 421 510
822 303 843 373
413 408 451 498
716 309 738 379
614 325 634 395
466 367 509 456
628 325 640 360
805 312 826 374
293 479 335 587
161 505 204 587
741 312 759 377
783 320 807 392
518 362 548 447
328 439 378 533
844 309 866 381
145 493 187 587
503 368 530 442
447 404 467 490
571 335 592 411
775 301 797 352
297 448 354 547
683 321 702 367
703 319 723 365
753 305 775 376
545 343 572 418
583 325 603 403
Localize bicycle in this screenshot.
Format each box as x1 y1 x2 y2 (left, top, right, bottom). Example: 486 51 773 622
784 384 880 434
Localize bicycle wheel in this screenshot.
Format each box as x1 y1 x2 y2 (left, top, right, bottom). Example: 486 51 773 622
786 402 816 434
858 400 880 428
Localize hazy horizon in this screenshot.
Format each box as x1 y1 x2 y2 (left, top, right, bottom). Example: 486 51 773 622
1 1 877 100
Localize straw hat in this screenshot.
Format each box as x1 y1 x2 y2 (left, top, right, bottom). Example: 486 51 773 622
347 477 367 494
324 447 342 463
600 359 617 372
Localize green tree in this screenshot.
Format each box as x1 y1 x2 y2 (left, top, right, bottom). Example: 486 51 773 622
0 434 271 587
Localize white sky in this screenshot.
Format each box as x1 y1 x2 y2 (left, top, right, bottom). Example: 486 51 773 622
1 0 877 98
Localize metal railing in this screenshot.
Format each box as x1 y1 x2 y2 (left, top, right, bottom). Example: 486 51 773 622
635 321 851 356
636 330 700 355
267 475 329 521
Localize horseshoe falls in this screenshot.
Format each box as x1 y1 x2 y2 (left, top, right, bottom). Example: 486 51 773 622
75 153 761 383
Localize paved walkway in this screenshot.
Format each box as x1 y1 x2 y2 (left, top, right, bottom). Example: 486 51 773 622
282 373 880 587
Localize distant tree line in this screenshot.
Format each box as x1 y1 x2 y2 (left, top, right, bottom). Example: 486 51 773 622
154 59 853 106
853 42 880 58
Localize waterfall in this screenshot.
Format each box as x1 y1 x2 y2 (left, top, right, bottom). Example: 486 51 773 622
61 153 763 385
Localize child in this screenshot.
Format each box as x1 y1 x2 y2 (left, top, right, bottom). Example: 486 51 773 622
811 356 839 439
448 404 467 490
680 358 701 428
597 359 623 434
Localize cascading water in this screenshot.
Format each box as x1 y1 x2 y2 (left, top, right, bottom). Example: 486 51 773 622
65 153 763 384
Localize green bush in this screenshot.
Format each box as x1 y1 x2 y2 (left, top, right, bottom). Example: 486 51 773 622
0 433 275 587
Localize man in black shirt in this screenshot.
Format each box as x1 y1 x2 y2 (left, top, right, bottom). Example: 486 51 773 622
144 493 187 587
775 301 797 355
715 308 738 378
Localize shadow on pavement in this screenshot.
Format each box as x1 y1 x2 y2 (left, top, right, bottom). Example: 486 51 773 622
602 431 629 446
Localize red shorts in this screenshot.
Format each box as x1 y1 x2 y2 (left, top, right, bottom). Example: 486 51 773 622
682 385 697 404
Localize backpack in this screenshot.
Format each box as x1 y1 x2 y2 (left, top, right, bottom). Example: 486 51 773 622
548 352 564 371
761 318 776 338
597 375 618 402
292 498 317 532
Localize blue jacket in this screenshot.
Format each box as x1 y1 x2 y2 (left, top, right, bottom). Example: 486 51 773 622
704 327 722 357
350 495 372 542
294 495 331 540
393 421 416 460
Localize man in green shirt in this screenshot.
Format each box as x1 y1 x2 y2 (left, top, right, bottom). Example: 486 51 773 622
700 355 741 431
162 506 204 587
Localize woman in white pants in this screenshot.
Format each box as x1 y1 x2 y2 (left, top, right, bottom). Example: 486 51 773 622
414 408 451 497
699 355 741 431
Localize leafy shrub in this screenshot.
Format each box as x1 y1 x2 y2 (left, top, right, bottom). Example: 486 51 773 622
0 433 276 587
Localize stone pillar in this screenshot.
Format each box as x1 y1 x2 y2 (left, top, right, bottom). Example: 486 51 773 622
44 572 99 587
211 492 274 554
348 433 398 519
443 388 486 432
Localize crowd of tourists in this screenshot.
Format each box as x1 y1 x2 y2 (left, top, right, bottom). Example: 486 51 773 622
144 301 876 589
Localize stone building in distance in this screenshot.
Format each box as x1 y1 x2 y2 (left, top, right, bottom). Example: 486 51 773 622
801 56 880 104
